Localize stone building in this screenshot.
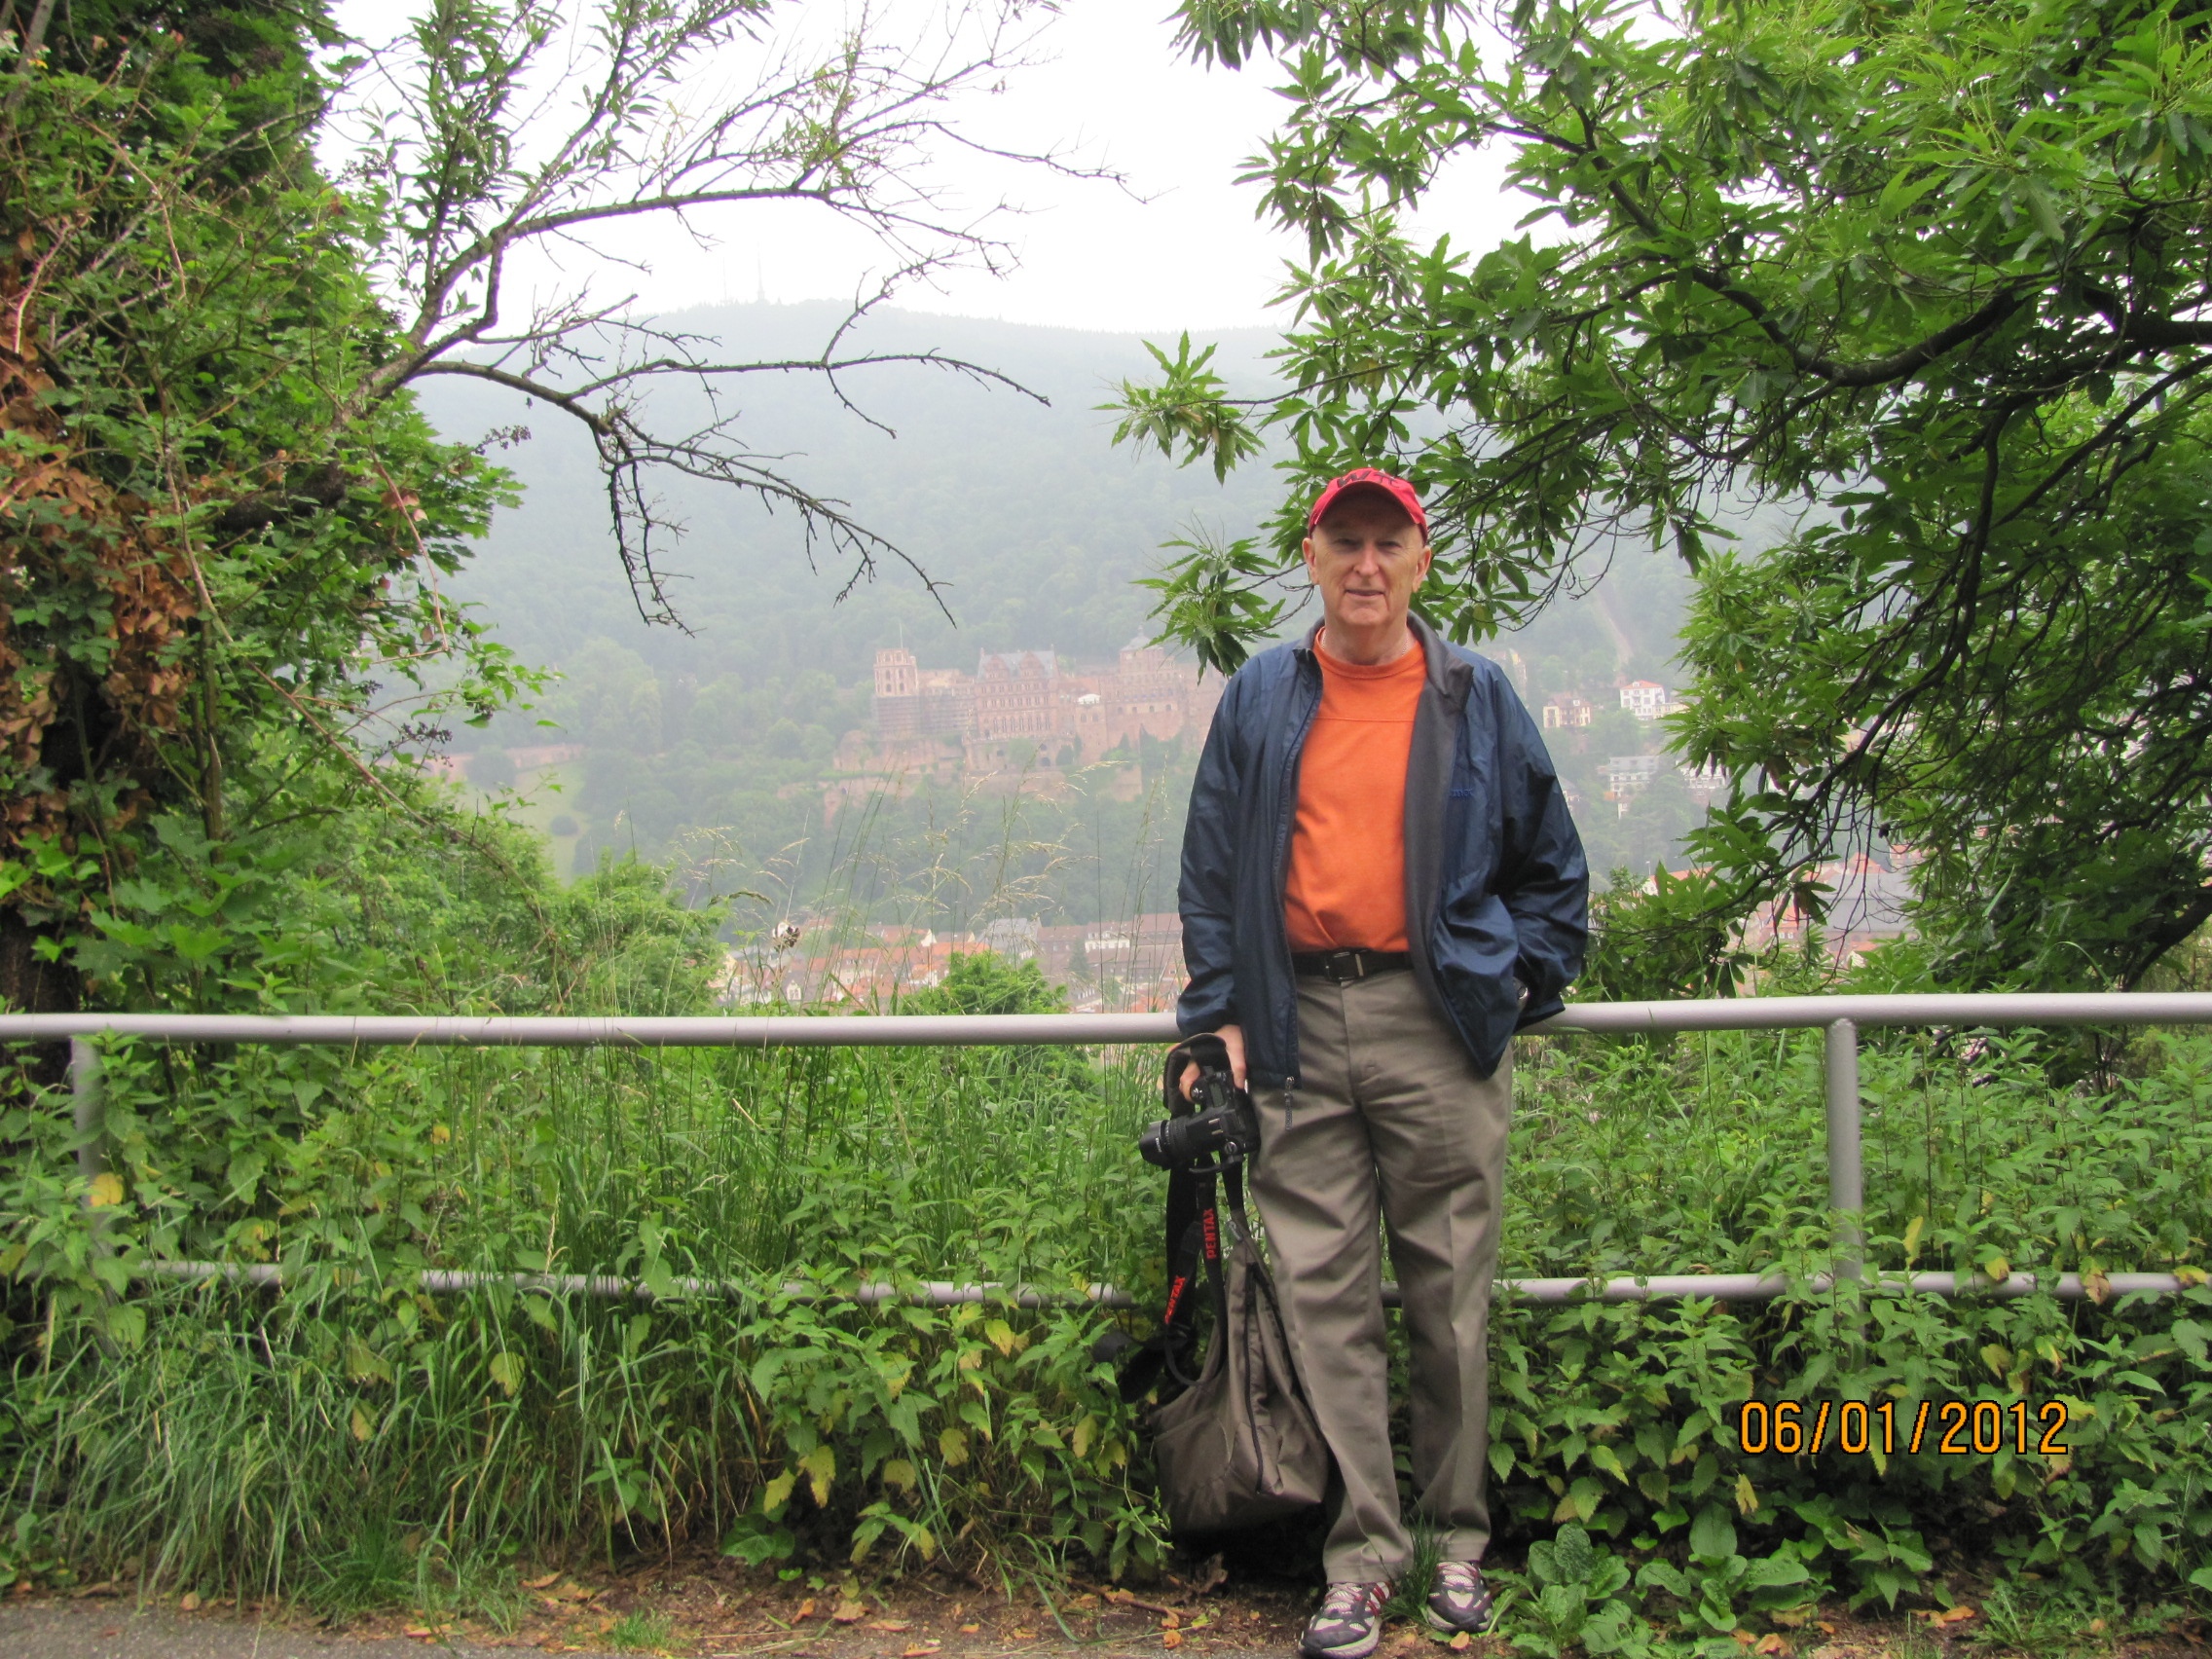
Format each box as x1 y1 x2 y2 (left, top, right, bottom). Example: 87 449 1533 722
1542 694 1594 730
973 650 1058 741
866 640 1219 773
872 647 972 740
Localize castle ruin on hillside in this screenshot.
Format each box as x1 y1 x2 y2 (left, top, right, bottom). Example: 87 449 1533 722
850 642 1222 778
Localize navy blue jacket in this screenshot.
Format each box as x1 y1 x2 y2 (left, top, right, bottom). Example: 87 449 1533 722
1177 614 1590 1088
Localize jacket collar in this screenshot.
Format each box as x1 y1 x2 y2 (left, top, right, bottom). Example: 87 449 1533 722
1296 612 1471 707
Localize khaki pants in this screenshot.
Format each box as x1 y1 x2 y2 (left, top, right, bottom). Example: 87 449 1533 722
1251 971 1512 1582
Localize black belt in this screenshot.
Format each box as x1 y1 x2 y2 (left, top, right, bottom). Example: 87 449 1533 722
1292 948 1413 985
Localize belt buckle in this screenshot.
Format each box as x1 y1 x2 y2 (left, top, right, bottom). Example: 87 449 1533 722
1326 948 1363 986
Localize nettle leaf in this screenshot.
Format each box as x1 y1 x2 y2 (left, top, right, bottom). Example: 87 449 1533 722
1688 1501 1737 1565
1553 1522 1598 1582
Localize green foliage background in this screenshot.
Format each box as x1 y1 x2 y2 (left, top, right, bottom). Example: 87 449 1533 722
1132 0 2212 991
5 935 2211 1635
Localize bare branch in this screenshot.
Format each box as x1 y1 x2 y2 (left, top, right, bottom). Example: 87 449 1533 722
326 0 1110 623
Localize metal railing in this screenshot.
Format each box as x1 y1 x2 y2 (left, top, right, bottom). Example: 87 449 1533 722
14 989 2210 1308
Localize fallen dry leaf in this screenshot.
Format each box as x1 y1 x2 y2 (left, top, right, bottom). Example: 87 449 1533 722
1161 1633 1184 1651
1098 1587 1174 1615
1935 1605 1977 1625
179 1593 202 1612
98 1631 120 1641
1448 1635 1471 1652
525 1571 562 1590
1070 1594 1100 1611
902 1645 941 1657
832 1600 867 1624
1753 1637 1790 1656
870 1619 913 1632
796 1598 818 1619
1161 1612 1182 1631
1013 1627 1038 1641
959 1622 982 1634
1816 1622 1837 1636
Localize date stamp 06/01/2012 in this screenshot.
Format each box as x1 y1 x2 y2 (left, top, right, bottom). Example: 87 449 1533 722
1736 1398 2073 1458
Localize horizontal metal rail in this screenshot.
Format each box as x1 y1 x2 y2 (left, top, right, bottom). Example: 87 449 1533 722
4 989 2212 1046
144 1260 2192 1308
0 1012 1180 1047
35 991 2212 1304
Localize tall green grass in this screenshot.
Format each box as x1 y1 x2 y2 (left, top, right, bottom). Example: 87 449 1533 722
4 1011 2210 1635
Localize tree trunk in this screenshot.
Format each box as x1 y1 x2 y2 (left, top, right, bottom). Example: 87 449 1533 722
0 903 81 1090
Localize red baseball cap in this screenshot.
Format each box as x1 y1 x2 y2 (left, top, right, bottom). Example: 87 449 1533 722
1306 467 1428 537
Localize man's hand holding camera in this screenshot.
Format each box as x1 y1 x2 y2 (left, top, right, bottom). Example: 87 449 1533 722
1178 1020 1246 1101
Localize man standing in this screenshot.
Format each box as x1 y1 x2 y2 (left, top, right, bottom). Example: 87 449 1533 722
1176 469 1588 1659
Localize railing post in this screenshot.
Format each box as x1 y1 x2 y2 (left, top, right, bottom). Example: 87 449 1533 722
71 1037 108 1239
1825 1017 1862 1280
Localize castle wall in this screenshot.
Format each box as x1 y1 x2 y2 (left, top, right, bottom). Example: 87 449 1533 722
868 642 1218 772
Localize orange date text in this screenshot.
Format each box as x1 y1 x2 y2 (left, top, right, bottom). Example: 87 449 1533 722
1734 1398 2070 1458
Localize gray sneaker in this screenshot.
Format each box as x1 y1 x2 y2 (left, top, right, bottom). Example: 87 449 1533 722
1421 1560 1493 1636
1300 1580 1392 1659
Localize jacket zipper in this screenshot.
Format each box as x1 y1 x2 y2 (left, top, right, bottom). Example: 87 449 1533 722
1271 651 1323 1117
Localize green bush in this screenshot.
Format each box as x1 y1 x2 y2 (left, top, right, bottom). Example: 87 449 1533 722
4 901 2209 1627
5 1248 1160 1603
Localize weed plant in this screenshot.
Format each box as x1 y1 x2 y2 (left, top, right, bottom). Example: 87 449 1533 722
0 821 2207 1640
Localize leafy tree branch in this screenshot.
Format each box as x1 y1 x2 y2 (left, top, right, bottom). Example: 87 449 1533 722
1117 0 2212 986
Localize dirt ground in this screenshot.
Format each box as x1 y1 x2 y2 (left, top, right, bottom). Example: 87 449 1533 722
4 1550 2206 1659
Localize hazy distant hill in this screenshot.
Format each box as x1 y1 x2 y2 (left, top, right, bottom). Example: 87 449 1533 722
416 302 1738 918
420 301 1294 695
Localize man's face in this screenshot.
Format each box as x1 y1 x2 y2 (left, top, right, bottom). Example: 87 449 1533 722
1303 491 1432 637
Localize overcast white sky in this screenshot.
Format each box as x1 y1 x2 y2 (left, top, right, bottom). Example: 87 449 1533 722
327 0 1528 336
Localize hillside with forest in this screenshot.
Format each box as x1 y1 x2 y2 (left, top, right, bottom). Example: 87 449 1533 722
422 302 1729 944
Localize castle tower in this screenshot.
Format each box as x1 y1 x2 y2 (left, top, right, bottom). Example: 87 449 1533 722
874 647 918 699
873 647 921 739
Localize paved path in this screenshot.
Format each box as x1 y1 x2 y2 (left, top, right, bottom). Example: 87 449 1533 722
0 1602 609 1658
0 1598 1293 1659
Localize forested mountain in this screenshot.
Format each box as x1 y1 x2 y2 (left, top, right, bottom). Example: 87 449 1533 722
425 302 1289 687
421 302 1721 930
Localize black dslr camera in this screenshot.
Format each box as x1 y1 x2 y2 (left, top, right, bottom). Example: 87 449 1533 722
1138 1037 1259 1174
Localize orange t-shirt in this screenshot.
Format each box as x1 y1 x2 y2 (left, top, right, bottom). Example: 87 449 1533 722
1283 636 1425 952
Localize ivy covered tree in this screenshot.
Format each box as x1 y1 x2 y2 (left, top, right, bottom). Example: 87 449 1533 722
0 0 1072 1015
0 2 523 1015
1118 0 2212 987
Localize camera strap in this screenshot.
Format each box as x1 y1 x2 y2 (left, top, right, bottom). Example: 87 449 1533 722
1103 1036 1253 1402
